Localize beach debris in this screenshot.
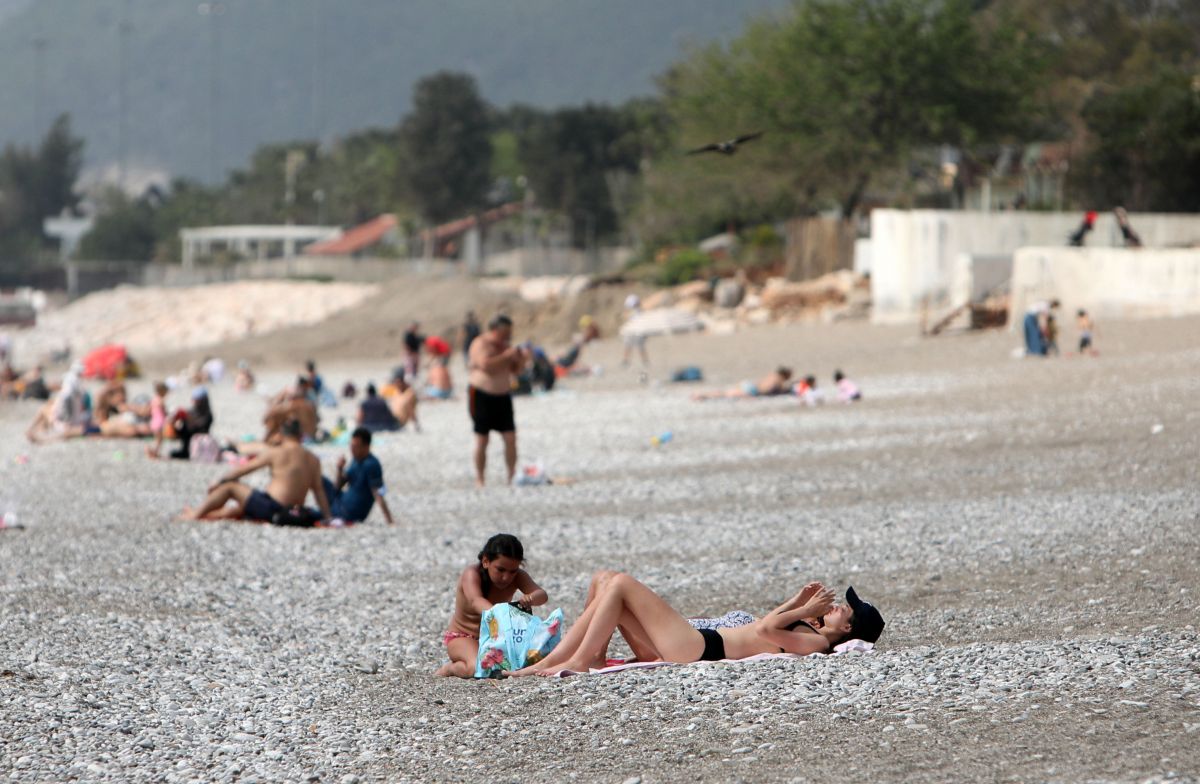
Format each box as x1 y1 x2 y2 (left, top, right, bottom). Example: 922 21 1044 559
1151 423 1164 435
651 431 674 447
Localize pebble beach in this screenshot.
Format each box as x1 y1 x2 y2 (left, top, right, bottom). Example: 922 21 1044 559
2 315 1199 783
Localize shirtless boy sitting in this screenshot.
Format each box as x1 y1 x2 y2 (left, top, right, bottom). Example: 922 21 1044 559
263 379 319 443
181 419 331 522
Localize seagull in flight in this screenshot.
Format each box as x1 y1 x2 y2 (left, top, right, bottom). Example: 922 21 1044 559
686 131 764 156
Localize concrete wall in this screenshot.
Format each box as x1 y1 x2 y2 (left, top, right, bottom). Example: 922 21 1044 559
484 246 632 277
59 257 455 298
1009 247 1200 324
867 210 1200 324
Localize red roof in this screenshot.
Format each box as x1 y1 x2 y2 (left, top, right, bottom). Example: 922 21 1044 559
305 213 398 256
424 202 524 242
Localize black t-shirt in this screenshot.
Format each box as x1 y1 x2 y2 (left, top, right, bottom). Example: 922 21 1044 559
463 323 481 352
403 330 423 353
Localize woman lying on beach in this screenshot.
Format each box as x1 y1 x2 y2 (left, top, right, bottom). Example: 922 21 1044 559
691 367 793 401
510 572 883 676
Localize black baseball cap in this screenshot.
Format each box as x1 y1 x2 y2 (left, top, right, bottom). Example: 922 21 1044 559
846 586 885 643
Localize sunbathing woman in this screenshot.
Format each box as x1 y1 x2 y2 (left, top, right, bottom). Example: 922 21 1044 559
510 574 883 676
692 367 793 401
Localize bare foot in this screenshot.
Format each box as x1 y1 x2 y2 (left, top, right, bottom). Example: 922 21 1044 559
177 507 199 521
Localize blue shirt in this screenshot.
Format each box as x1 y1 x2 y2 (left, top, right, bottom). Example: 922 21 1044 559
334 454 384 522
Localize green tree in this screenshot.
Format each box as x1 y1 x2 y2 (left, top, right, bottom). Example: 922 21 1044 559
515 99 669 246
77 188 158 261
401 72 493 224
1076 68 1200 211
643 0 1047 240
0 114 84 260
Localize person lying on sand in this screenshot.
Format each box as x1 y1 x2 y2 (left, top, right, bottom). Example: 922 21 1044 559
436 534 548 678
692 367 793 401
509 575 883 676
181 419 331 523
578 571 844 664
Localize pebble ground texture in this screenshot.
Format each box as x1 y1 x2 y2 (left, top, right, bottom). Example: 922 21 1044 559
2 316 1199 783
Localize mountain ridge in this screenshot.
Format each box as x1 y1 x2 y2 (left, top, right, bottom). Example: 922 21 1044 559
0 0 789 181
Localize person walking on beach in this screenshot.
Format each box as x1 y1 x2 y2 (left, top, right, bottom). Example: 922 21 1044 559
620 294 649 368
403 322 424 380
461 311 482 366
467 315 529 486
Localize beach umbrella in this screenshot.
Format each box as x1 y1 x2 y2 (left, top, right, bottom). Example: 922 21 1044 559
81 344 128 380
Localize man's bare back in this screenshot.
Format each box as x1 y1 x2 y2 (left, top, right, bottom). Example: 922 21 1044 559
263 441 324 507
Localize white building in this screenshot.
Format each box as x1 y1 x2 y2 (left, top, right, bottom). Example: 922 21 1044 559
179 225 340 270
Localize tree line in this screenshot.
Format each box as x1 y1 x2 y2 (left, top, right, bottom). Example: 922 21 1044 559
1 0 1196 266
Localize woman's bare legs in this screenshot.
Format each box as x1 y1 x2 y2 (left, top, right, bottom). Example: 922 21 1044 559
587 570 661 663
513 573 702 676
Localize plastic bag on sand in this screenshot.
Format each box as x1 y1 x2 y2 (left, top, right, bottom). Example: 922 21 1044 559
189 434 221 464
474 603 564 678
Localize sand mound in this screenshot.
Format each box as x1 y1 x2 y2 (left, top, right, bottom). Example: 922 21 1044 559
15 280 378 361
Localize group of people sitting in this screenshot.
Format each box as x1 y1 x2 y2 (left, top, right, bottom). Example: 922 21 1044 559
24 363 213 459
693 368 862 405
180 418 394 527
437 533 885 678
1 362 49 401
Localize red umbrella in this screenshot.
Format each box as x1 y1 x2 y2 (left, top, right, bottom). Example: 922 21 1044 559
82 344 128 380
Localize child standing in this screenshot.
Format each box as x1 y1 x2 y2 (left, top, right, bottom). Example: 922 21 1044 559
436 534 548 678
144 382 170 459
1044 314 1060 356
1077 309 1096 355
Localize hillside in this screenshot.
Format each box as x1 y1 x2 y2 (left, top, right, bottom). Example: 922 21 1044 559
0 0 789 182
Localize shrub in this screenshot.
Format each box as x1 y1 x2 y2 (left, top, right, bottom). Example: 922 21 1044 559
657 248 709 286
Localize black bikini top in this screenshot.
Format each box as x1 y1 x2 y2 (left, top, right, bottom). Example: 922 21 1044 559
779 619 822 653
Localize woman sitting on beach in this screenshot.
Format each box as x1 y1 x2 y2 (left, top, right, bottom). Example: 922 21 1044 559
511 574 883 676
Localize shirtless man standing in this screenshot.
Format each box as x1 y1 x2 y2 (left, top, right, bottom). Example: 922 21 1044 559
182 419 331 522
467 315 529 486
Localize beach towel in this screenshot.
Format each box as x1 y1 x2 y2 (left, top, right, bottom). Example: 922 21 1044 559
552 639 873 677
474 603 565 678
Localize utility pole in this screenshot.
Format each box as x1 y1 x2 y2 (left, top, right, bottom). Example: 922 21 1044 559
31 35 48 139
118 0 132 190
198 2 225 184
310 0 324 142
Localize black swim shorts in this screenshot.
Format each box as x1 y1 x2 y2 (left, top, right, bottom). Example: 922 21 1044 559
243 489 285 521
468 386 515 435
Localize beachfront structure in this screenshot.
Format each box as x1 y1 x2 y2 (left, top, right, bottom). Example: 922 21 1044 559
863 210 1200 325
180 225 340 270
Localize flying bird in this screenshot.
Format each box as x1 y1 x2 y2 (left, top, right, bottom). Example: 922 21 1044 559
685 132 764 156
